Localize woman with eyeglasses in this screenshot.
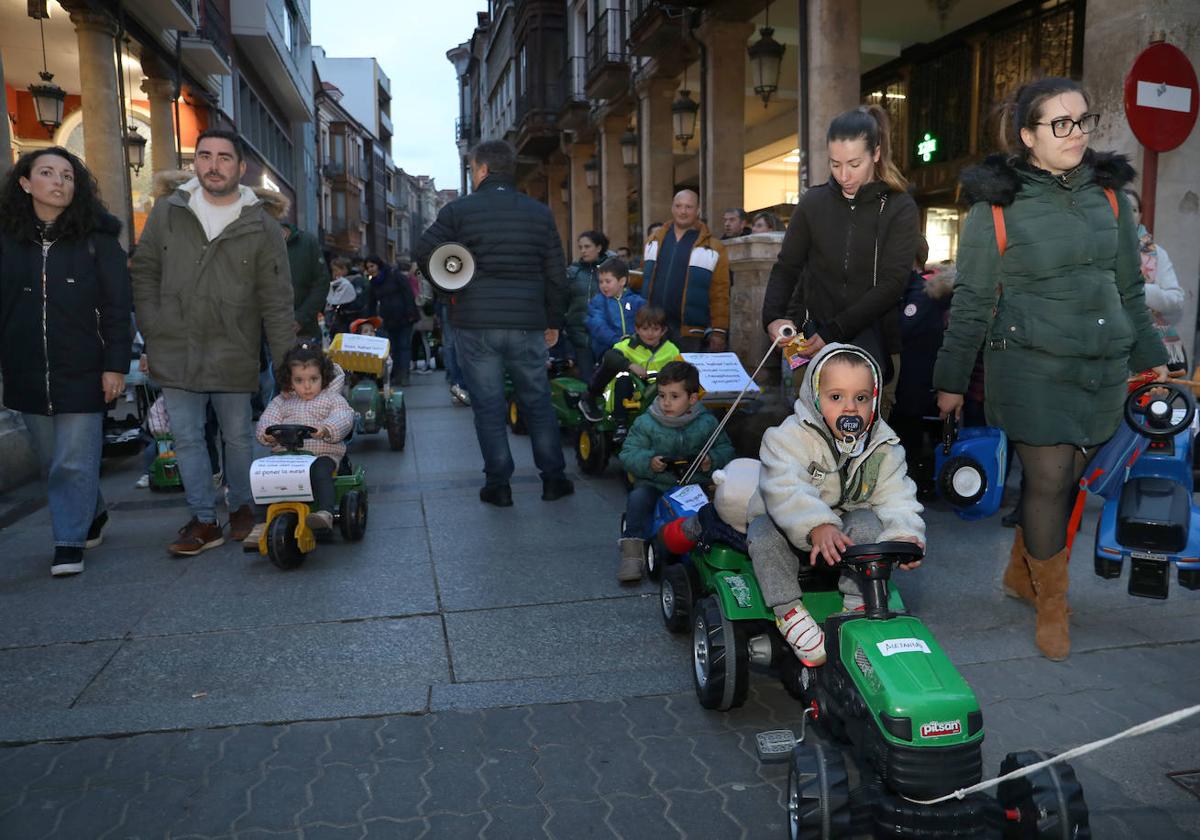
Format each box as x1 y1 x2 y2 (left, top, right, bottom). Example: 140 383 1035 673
933 77 1167 662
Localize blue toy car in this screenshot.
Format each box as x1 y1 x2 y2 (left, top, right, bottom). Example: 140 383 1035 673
1094 382 1200 599
935 418 1007 521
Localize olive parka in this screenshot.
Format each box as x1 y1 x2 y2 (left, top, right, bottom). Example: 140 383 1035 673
932 151 1166 447
130 171 296 394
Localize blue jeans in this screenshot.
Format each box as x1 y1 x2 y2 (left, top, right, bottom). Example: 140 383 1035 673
22 412 105 548
624 483 662 539
162 389 254 523
456 327 567 486
437 303 465 389
386 321 414 382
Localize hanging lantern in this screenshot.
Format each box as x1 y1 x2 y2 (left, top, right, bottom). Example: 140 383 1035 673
672 90 699 148
620 125 638 169
748 25 786 107
29 17 64 136
124 125 148 174
584 157 599 190
560 179 569 204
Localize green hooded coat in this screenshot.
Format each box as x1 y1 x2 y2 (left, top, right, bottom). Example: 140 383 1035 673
932 151 1166 447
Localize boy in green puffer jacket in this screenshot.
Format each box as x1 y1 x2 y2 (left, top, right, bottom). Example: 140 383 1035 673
616 361 734 581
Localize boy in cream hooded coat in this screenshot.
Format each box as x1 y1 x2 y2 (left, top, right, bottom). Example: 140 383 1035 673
747 342 925 666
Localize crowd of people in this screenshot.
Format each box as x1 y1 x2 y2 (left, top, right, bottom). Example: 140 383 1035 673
0 76 1185 665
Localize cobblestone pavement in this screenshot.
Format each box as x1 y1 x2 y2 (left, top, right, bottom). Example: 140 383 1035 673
1 378 1199 838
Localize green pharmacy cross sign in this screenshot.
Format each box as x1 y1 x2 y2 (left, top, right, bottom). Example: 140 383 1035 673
917 133 938 163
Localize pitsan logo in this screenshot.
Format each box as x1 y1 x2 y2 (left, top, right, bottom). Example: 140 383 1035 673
920 720 962 738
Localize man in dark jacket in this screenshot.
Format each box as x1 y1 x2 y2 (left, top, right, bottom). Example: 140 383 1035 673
282 222 329 340
415 139 572 506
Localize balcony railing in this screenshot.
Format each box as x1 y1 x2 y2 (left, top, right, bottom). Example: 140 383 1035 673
587 8 628 77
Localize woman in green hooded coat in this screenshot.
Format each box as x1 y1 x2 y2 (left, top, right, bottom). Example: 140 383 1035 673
933 77 1167 662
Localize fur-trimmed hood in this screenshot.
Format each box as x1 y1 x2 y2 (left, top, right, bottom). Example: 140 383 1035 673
151 169 291 219
924 263 957 300
959 150 1136 207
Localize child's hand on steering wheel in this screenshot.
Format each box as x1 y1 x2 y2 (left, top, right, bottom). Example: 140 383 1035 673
809 523 852 566
700 454 712 471
895 535 924 570
650 456 667 473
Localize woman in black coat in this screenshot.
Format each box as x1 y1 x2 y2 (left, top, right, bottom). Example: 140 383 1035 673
364 255 418 385
762 105 920 379
0 147 132 576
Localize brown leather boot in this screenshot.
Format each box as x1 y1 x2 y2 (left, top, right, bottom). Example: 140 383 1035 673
1002 527 1035 604
1026 547 1071 661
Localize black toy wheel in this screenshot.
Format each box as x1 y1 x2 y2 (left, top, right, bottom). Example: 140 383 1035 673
507 398 527 435
661 563 697 633
386 404 406 451
1125 381 1195 439
938 455 987 507
787 741 851 840
267 512 304 570
339 490 368 542
644 538 664 581
868 782 997 839
692 595 748 710
997 750 1090 840
779 653 817 704
575 425 609 474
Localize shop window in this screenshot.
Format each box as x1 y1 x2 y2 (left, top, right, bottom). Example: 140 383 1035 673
925 207 960 264
744 140 802 212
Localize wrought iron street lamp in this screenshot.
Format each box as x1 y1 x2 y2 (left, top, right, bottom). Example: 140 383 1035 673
124 125 147 174
29 15 65 136
620 125 638 169
748 3 785 108
672 90 698 148
584 157 599 189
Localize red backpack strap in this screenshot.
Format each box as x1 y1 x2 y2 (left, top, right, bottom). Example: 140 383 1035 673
992 204 1007 256
1104 187 1118 219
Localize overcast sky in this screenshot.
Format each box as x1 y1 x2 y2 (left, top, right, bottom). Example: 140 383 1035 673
311 0 486 192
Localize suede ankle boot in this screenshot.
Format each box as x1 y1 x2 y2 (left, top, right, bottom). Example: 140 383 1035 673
1002 526 1036 604
1026 547 1071 661
617 538 645 582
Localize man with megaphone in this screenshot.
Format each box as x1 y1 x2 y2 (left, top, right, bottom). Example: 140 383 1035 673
415 140 573 508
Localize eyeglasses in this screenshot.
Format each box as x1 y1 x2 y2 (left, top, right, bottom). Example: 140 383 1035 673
1034 113 1101 138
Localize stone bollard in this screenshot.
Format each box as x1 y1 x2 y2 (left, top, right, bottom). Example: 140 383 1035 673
720 232 793 458
724 231 785 385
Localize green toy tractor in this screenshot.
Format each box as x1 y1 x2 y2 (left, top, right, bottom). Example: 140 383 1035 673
328 333 406 451
659 519 1089 838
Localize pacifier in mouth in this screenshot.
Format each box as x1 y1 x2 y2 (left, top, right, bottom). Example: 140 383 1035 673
835 415 865 452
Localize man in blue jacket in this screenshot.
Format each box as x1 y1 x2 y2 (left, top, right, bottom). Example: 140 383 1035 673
415 140 572 507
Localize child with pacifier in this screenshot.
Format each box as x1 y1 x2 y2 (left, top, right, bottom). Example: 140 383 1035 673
255 341 355 534
617 360 734 582
579 305 679 428
748 343 924 666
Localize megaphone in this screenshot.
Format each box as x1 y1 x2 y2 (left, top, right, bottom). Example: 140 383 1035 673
427 241 475 293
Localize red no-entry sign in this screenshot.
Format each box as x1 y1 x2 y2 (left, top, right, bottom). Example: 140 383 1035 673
1124 42 1198 153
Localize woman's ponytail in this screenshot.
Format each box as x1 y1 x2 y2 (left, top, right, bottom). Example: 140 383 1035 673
864 104 907 193
827 105 908 194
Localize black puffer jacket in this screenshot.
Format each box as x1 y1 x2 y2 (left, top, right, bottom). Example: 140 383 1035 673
762 180 919 354
415 174 567 330
365 264 418 330
0 213 131 414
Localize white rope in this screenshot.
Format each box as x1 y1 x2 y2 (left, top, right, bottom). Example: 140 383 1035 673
908 702 1200 805
681 325 797 486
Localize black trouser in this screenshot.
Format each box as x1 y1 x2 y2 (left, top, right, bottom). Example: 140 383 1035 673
588 349 637 423
310 456 337 513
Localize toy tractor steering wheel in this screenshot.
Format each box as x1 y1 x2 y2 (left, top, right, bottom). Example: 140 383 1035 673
265 424 319 450
838 542 925 619
657 455 694 481
1124 382 1195 440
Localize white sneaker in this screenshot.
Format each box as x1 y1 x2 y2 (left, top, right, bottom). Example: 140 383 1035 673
135 473 150 489
776 604 826 666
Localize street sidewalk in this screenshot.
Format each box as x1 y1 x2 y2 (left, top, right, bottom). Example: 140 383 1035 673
0 375 1198 837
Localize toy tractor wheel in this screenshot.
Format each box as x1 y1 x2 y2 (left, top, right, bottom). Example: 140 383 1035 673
507 398 528 435
575 426 609 475
386 404 407 451
786 741 851 840
692 596 749 710
779 653 817 705
997 750 1090 840
267 512 305 570
661 563 698 633
644 538 665 581
339 490 368 542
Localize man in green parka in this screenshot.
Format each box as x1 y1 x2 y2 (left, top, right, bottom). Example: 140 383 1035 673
282 222 330 340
